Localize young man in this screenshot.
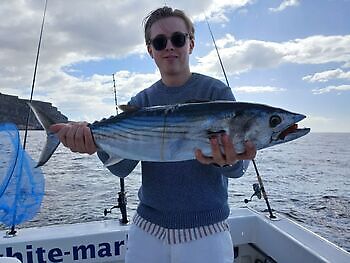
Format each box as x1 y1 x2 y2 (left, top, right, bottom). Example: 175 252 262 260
51 7 256 263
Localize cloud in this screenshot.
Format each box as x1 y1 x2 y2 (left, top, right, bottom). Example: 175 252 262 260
192 0 254 23
28 69 160 121
269 0 300 12
234 86 286 93
192 34 350 77
192 37 284 77
0 0 252 93
282 35 350 65
1 0 349 124
300 114 350 133
111 71 160 103
312 85 350 94
303 69 350 82
0 0 254 120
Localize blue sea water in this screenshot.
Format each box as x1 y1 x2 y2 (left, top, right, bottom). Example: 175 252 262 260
0 131 349 252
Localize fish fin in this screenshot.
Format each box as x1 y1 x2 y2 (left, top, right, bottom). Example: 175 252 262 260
28 102 64 167
35 133 60 167
103 156 124 167
118 104 139 113
102 152 124 167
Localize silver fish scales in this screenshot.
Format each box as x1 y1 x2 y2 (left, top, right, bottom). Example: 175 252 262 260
29 101 310 167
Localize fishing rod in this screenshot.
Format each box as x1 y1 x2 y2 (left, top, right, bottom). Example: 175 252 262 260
7 0 49 236
23 0 48 151
103 74 128 224
113 74 119 115
205 17 276 219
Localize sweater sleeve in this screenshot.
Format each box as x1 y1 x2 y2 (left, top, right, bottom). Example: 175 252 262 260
213 160 250 178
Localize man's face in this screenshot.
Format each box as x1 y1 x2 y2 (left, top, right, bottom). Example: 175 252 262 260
148 16 194 79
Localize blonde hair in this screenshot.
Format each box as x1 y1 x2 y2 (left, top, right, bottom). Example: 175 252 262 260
143 6 195 44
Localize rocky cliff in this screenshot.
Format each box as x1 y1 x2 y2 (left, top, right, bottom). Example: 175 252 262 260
0 93 68 130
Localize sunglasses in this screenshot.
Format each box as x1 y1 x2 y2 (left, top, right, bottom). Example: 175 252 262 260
149 32 190 51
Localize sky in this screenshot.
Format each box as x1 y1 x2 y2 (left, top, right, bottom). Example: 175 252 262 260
0 0 349 132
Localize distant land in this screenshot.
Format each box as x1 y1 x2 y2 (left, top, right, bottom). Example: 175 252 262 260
0 92 68 130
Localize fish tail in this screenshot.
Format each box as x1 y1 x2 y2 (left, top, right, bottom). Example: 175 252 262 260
28 102 62 167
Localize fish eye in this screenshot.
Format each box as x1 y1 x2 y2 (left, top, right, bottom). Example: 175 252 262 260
269 115 282 128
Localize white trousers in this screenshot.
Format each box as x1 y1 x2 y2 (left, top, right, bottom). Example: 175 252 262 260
125 224 234 263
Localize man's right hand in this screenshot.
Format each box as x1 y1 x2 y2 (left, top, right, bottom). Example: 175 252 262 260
50 122 97 154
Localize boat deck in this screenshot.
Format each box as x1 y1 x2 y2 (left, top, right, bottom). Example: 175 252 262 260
0 208 349 262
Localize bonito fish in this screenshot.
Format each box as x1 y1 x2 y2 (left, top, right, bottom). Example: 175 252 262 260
29 101 310 167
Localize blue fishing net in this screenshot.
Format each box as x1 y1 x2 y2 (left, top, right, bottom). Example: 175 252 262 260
0 123 44 227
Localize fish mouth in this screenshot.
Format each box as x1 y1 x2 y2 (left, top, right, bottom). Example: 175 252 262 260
272 115 310 143
277 124 310 141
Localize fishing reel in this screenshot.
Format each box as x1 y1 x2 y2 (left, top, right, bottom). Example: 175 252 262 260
244 183 262 204
103 191 128 224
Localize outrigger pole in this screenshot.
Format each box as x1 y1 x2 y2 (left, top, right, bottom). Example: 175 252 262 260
103 74 128 224
7 0 49 236
205 18 276 219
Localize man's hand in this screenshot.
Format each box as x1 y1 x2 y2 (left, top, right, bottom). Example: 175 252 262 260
50 122 97 154
195 133 256 167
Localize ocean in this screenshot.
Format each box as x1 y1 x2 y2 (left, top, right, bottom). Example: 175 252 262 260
1 131 349 252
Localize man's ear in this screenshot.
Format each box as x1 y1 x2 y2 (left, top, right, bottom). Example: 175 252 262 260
147 45 154 58
189 39 195 54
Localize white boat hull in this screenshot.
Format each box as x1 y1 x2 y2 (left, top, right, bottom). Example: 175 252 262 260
0 208 349 263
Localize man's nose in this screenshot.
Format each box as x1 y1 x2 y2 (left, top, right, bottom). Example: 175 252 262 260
165 38 175 50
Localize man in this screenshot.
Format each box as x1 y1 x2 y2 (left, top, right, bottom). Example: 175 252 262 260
51 6 256 263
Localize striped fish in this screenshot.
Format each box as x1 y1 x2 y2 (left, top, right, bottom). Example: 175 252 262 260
29 101 310 167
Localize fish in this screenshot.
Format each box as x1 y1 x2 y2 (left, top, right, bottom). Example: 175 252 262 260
28 101 310 167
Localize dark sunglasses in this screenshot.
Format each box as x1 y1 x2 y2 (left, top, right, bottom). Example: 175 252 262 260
149 32 190 51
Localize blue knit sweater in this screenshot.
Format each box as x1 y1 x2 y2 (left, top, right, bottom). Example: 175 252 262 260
98 73 249 229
